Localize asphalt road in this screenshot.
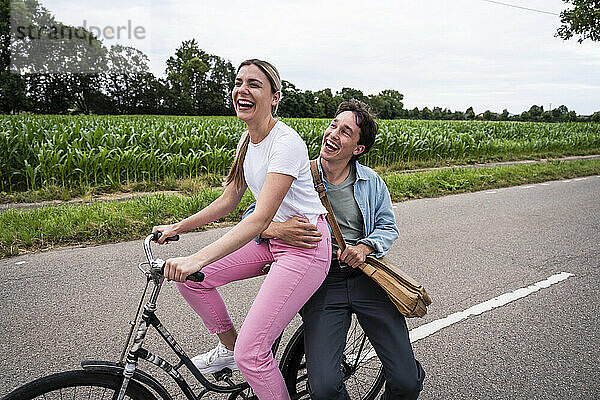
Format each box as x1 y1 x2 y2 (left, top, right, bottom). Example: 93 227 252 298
1 176 599 399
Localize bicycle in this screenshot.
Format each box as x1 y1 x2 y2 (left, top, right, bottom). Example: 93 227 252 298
2 233 385 400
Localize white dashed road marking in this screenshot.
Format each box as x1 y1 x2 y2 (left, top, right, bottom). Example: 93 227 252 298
15 261 26 265
408 272 575 343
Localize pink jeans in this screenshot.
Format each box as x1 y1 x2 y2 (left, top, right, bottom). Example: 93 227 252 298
176 215 331 400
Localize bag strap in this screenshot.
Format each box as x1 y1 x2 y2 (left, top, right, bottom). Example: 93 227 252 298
310 160 347 252
310 160 371 274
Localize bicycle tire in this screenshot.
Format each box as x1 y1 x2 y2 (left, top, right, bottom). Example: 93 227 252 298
2 370 158 400
281 315 385 400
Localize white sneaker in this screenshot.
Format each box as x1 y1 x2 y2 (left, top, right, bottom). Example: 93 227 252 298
191 342 238 374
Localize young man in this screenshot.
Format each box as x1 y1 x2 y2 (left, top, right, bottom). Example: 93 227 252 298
261 99 425 399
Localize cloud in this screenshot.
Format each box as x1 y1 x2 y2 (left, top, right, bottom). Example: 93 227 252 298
42 0 600 114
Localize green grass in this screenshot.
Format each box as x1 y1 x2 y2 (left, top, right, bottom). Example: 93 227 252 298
383 159 600 201
1 159 599 258
0 190 255 258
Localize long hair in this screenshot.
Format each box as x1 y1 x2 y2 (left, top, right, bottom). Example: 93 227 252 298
225 59 282 191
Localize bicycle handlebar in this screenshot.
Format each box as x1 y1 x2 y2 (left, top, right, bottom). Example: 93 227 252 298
186 270 205 282
151 231 180 243
146 232 205 283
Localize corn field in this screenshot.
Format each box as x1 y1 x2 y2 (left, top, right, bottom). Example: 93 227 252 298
1 115 599 192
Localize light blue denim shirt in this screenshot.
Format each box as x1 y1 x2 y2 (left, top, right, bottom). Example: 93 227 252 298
242 158 400 258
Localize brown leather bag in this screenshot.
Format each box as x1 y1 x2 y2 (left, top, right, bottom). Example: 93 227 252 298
310 160 432 318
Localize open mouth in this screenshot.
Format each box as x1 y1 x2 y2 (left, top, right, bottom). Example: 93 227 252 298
324 138 340 152
237 99 255 111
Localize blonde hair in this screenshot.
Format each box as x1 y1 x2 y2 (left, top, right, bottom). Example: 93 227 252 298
226 59 282 191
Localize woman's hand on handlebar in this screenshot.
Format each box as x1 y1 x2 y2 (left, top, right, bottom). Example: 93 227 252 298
164 255 203 282
152 224 180 244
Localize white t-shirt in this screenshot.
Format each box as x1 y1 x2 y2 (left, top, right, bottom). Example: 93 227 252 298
242 120 326 225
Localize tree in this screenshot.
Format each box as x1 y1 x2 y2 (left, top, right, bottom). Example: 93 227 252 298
368 89 404 119
26 73 71 113
165 39 235 115
9 0 106 75
279 80 309 117
165 40 209 115
203 54 236 115
452 110 465 120
465 107 475 120
420 107 432 120
337 87 366 103
1 0 11 70
483 110 497 121
104 45 151 114
556 0 600 43
549 104 571 122
4 0 109 114
408 107 420 120
313 88 336 118
522 105 544 121
0 71 27 112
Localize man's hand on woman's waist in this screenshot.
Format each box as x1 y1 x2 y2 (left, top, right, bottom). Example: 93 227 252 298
262 216 322 248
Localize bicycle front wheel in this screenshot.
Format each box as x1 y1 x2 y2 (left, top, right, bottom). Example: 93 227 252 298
281 315 385 400
2 370 158 400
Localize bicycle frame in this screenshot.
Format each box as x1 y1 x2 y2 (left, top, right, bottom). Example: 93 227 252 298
116 291 253 399
96 234 281 400
2 234 383 400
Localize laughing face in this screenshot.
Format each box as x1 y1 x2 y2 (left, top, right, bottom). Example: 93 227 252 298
320 110 366 163
232 64 279 124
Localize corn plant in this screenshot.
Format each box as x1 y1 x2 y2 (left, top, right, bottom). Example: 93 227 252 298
1 115 598 192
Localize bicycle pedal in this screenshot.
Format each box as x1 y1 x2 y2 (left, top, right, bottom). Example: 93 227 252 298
213 367 233 381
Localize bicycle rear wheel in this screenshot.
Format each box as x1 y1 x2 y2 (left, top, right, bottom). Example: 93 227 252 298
2 370 158 400
281 314 385 400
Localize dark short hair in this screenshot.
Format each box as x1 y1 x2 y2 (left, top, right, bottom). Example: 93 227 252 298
335 99 378 161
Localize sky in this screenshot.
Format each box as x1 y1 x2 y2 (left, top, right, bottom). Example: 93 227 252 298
43 0 599 115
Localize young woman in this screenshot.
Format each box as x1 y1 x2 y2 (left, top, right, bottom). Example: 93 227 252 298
153 59 331 400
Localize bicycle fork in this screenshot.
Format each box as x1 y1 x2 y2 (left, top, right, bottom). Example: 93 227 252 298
116 272 164 400
116 305 153 399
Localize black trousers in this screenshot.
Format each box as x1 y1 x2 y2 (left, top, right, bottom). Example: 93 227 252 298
300 261 425 400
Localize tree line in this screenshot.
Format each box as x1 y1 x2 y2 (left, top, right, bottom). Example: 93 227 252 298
1 0 598 122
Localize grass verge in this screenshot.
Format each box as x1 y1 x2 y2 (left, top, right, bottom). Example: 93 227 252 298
383 159 600 201
1 159 599 258
2 150 598 204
